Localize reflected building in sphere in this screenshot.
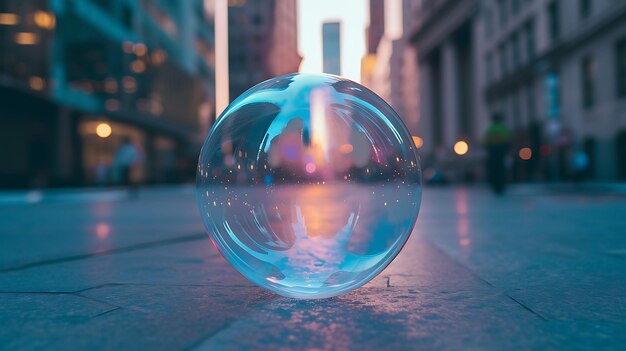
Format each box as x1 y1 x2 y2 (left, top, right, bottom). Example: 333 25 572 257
196 73 422 298
227 0 302 101
322 21 341 75
0 0 217 189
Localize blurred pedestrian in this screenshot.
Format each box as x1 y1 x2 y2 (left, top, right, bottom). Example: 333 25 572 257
570 147 589 182
95 161 109 187
484 113 513 195
113 137 142 198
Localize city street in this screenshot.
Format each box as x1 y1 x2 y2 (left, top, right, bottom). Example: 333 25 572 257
2 184 626 350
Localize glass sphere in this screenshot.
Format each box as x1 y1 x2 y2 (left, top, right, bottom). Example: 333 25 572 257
197 73 421 299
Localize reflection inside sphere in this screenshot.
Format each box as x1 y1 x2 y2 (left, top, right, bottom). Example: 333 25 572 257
197 73 421 298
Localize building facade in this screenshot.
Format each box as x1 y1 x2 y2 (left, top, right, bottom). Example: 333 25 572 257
227 0 301 100
410 0 626 181
0 0 216 189
367 0 386 55
361 0 384 89
365 0 420 136
409 0 482 179
322 21 341 75
479 0 626 181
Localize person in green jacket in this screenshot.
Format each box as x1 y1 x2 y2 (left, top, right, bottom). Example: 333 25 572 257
484 113 513 195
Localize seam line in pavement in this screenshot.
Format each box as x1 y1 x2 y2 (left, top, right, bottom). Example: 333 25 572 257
0 233 207 274
507 295 548 321
425 239 548 321
185 322 233 351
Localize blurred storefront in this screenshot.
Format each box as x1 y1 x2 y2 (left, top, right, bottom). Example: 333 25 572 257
0 0 216 189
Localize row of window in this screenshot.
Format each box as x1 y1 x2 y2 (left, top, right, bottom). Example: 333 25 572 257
485 19 535 83
484 0 533 36
489 0 593 33
484 0 600 84
490 37 626 115
495 0 533 28
495 83 537 129
582 39 626 109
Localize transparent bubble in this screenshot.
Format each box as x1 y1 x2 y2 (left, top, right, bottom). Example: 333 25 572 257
197 73 421 298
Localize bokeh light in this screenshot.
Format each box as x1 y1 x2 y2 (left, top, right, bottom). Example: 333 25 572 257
14 32 38 45
412 136 423 149
0 13 19 25
454 140 469 156
519 147 532 160
197 73 422 298
33 11 55 30
29 76 45 91
96 123 112 138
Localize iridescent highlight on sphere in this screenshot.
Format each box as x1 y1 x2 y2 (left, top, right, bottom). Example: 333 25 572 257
197 73 421 298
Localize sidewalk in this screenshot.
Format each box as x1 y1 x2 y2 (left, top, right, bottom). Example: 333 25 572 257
1 185 625 350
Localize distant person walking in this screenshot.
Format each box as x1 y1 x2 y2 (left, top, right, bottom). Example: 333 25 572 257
113 137 142 197
484 113 513 195
570 147 589 182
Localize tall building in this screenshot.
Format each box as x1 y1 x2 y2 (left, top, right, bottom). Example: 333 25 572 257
364 0 420 136
367 0 386 54
361 0 385 88
227 0 301 100
400 0 420 136
478 0 626 181
0 0 216 189
322 21 341 75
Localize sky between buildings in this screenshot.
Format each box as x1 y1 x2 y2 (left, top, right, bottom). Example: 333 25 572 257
298 0 368 83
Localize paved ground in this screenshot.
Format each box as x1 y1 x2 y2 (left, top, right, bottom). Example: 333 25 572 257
1 184 626 350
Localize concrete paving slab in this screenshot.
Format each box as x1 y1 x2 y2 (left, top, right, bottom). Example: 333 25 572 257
1 185 626 349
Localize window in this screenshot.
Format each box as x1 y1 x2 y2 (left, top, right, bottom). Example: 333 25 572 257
485 8 494 39
513 90 521 128
121 5 133 29
579 0 592 19
524 19 535 61
94 0 114 12
545 71 560 119
498 0 507 27
548 1 560 41
486 52 494 83
499 42 508 77
527 85 535 121
512 33 521 68
431 54 444 147
581 56 595 108
616 39 626 98
512 0 521 13
422 0 436 11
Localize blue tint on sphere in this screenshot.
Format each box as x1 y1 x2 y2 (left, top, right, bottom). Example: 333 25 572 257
197 73 421 299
